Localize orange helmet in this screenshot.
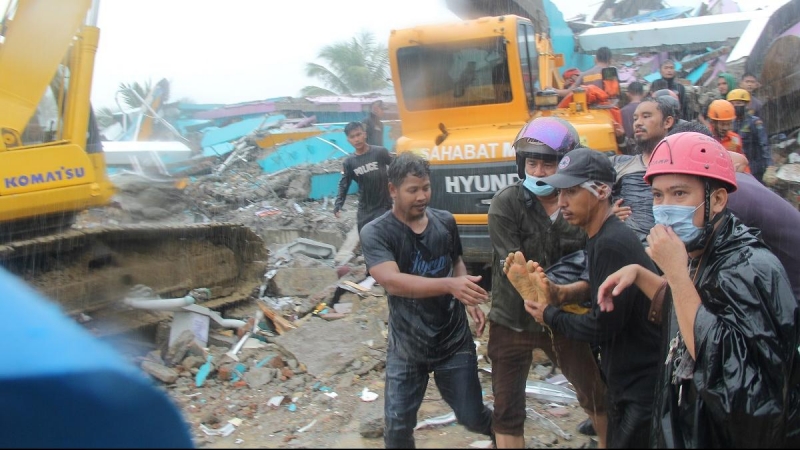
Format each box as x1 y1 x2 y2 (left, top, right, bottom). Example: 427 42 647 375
707 99 736 121
726 88 751 103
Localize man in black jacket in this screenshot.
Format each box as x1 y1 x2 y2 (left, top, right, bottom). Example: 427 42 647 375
488 117 608 448
516 148 661 448
656 60 690 121
598 131 800 447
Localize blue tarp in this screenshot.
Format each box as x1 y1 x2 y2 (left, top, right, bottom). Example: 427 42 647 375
257 131 353 173
687 62 710 85
174 118 212 135
200 115 286 149
202 142 235 157
597 6 694 27
309 172 357 200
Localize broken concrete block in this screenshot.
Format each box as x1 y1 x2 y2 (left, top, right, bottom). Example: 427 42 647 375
207 332 237 348
359 414 384 438
282 238 336 259
333 303 353 314
270 267 339 296
244 367 275 388
141 361 179 384
546 407 571 418
272 315 385 378
182 355 206 370
163 330 195 366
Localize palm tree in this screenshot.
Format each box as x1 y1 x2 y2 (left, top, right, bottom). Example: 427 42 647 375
95 106 118 129
117 79 153 109
301 30 390 96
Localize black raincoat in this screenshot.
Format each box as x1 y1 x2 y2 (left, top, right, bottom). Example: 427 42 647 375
652 213 800 448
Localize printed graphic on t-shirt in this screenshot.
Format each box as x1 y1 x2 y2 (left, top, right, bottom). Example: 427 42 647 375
353 161 380 176
410 252 448 277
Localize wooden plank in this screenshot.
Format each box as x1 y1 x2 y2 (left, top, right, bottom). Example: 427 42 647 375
256 300 297 335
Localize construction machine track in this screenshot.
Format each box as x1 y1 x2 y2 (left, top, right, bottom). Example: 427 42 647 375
0 223 268 336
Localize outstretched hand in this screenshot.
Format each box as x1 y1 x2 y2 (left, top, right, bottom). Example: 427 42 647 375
597 264 640 312
451 275 488 306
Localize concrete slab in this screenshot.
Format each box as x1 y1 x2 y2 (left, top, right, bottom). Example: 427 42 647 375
270 267 339 297
271 316 384 378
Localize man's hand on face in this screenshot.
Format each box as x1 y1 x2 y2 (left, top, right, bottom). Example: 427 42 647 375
646 224 689 279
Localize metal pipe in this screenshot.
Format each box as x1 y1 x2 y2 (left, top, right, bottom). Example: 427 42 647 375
124 295 195 311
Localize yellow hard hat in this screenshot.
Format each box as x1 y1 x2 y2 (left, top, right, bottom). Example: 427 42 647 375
727 88 751 103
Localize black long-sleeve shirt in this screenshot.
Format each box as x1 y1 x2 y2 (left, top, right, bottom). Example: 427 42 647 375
544 216 661 403
333 145 393 218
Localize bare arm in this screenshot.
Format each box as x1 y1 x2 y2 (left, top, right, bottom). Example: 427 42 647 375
554 281 590 306
369 258 487 306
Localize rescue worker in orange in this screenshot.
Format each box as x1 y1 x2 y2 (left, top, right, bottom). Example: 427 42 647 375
706 99 749 173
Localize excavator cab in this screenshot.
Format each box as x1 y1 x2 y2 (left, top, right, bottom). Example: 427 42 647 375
0 0 115 239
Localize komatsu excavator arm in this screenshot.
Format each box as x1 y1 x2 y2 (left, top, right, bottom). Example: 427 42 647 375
0 0 95 148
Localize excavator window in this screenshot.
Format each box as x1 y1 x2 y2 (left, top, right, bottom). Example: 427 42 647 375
517 22 539 107
20 68 67 147
21 88 59 146
396 37 512 111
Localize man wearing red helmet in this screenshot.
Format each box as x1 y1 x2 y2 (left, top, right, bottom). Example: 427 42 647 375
487 117 608 448
597 132 800 447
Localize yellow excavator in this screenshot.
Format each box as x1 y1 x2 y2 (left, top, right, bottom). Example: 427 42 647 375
389 14 622 266
0 0 266 332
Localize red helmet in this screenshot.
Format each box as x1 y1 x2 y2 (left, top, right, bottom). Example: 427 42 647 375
644 132 737 192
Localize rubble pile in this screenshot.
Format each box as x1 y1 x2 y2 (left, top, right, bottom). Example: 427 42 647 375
77 148 358 248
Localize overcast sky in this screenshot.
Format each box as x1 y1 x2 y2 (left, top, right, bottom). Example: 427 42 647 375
84 0 781 109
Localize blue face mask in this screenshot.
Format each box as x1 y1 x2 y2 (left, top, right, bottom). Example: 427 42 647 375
523 174 556 197
652 203 705 245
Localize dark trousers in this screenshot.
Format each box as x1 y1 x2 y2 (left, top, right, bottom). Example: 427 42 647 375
607 398 652 448
384 340 493 448
487 322 607 436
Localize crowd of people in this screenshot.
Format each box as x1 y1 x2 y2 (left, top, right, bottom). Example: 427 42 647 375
340 53 800 449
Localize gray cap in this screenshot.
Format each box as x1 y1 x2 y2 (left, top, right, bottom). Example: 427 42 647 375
538 148 616 189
